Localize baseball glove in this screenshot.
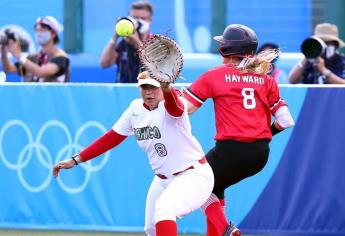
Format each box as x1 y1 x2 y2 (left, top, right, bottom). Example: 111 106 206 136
138 34 183 83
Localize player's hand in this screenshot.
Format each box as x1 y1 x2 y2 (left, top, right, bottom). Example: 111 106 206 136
53 159 76 177
160 82 171 92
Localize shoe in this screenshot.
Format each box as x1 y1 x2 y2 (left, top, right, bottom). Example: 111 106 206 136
222 221 241 236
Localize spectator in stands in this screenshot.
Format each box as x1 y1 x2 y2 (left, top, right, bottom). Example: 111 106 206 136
257 43 289 84
1 16 69 82
289 23 345 84
100 1 153 83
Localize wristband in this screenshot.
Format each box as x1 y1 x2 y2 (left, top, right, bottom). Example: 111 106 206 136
71 154 79 166
271 122 283 136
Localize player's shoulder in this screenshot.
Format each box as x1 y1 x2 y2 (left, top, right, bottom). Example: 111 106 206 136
196 65 227 80
128 98 143 109
265 74 278 85
205 65 227 74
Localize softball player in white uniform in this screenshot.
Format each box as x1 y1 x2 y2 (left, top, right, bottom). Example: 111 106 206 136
53 72 214 236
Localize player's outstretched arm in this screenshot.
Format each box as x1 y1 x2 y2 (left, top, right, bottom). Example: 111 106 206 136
53 129 127 177
161 82 185 117
53 155 80 177
186 101 199 114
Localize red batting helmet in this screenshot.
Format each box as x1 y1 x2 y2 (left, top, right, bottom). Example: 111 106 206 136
214 24 258 57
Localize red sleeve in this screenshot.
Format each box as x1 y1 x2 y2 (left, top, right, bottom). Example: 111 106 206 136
184 72 212 107
163 88 184 117
79 129 127 162
268 77 287 114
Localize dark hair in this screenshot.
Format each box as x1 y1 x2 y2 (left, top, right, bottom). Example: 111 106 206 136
36 23 59 44
257 43 279 54
131 1 154 16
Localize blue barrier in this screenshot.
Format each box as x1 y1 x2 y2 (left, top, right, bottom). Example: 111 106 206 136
0 84 343 235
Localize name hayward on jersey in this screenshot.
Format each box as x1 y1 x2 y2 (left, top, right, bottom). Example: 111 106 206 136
225 74 265 84
112 98 204 176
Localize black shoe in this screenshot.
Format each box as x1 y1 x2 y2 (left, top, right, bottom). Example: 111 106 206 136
222 221 241 236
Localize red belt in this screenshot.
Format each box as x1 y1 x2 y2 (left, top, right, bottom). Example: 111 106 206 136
156 156 207 179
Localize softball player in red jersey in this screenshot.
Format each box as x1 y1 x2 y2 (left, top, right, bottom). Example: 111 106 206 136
53 71 214 236
184 24 295 236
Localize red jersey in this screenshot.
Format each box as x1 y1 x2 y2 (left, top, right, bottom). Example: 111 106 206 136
184 65 286 142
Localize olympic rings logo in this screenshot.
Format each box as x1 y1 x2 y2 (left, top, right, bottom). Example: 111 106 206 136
0 119 109 194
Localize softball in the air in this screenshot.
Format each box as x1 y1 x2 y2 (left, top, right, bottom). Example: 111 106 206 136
115 19 135 37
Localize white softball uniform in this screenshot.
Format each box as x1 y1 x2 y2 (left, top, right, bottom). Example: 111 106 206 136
113 98 214 236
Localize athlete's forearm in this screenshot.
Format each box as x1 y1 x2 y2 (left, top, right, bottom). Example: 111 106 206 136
271 106 295 136
163 88 184 117
271 121 283 136
273 106 295 129
79 129 127 161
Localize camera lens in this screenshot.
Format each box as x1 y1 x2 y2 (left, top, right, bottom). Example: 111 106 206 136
301 36 326 59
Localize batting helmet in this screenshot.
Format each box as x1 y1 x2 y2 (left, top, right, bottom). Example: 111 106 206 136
214 24 258 57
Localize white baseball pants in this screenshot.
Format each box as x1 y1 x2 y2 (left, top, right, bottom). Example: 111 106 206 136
144 163 214 236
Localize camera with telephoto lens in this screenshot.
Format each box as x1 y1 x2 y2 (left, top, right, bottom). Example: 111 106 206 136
0 29 18 46
124 16 149 35
301 36 327 59
0 29 29 52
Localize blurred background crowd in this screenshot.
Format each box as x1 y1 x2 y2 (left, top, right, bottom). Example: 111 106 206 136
0 0 344 84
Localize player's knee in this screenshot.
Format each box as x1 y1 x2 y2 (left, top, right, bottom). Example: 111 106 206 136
200 193 220 214
154 198 177 223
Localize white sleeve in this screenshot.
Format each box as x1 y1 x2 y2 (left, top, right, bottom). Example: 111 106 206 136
273 106 295 129
112 105 134 136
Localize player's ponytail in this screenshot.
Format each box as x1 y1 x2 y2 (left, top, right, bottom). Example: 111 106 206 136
238 48 281 75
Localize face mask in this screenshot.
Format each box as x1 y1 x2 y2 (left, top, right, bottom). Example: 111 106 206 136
137 19 150 35
326 45 336 58
35 31 52 45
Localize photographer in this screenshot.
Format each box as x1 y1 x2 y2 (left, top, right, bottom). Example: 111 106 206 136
100 1 153 83
289 23 345 84
1 16 70 82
